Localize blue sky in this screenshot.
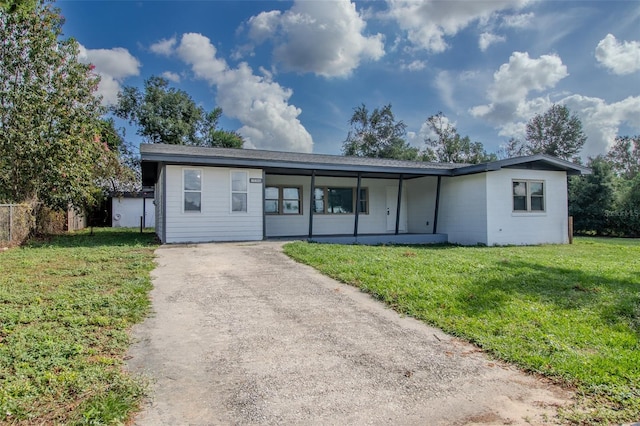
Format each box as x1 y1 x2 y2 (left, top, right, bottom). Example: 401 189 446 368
59 0 640 158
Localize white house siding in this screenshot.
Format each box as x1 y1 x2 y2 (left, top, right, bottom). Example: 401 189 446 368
112 197 155 228
405 176 438 234
437 174 488 245
265 175 407 237
164 165 263 243
486 169 568 245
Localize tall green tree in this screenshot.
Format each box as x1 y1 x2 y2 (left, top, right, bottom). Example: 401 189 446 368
607 135 640 179
422 112 496 163
342 104 418 160
0 1 113 210
524 104 586 160
95 118 139 193
113 76 243 148
568 156 616 234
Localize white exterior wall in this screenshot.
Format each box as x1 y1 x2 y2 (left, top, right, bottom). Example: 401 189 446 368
405 176 438 233
112 198 155 228
486 169 568 245
437 174 488 245
265 175 408 237
164 165 263 243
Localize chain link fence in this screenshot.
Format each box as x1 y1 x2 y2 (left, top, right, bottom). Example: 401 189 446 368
0 204 35 246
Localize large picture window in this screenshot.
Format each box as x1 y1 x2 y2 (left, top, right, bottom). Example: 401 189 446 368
513 180 545 212
183 169 202 212
231 171 248 212
313 187 368 214
265 186 302 215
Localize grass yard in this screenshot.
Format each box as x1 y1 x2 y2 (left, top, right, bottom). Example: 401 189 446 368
284 238 640 424
0 228 158 424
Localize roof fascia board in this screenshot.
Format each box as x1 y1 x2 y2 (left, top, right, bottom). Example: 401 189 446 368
141 152 453 176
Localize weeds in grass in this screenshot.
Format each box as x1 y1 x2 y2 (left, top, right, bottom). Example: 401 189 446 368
0 228 157 424
284 237 640 424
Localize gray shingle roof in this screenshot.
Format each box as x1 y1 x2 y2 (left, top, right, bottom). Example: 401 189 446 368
140 143 457 170
140 143 590 186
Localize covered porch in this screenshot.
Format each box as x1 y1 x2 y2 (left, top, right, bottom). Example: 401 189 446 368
262 167 448 244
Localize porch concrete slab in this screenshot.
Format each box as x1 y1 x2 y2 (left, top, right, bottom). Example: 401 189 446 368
127 241 573 425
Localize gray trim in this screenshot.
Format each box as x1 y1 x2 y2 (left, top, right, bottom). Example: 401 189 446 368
395 175 403 235
433 176 441 234
354 173 362 237
308 170 315 239
452 154 590 176
161 163 167 244
142 152 452 177
141 145 589 186
262 169 266 241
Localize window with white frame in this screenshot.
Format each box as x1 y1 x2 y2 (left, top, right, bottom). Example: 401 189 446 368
231 171 248 212
513 180 545 212
183 169 202 212
265 186 302 215
313 187 368 214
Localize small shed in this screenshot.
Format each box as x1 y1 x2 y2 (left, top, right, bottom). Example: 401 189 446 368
111 191 155 228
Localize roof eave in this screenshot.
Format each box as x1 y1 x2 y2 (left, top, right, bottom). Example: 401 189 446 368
140 152 453 176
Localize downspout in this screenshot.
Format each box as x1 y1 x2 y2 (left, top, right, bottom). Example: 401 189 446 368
354 173 362 237
308 170 315 239
395 174 403 235
433 176 441 234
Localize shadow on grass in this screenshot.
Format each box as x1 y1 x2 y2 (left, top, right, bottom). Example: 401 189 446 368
24 228 159 249
453 259 640 334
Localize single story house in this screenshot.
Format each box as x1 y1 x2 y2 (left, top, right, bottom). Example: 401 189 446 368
140 143 590 246
111 191 155 228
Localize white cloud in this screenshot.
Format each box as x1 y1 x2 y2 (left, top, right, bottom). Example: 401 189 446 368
174 33 313 153
479 32 506 51
470 51 567 123
562 95 640 158
247 10 281 43
385 0 531 53
471 51 640 158
434 71 455 110
150 37 177 56
78 45 140 105
161 71 181 83
401 60 427 71
501 12 534 28
595 34 640 75
246 0 384 77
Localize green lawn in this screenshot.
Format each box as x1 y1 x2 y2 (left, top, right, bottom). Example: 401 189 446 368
0 228 158 424
284 238 640 424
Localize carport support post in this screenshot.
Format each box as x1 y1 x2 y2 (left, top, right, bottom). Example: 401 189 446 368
262 170 267 240
354 173 362 237
308 170 315 239
433 176 441 234
395 174 403 235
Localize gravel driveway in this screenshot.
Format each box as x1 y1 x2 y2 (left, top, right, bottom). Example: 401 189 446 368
127 241 572 425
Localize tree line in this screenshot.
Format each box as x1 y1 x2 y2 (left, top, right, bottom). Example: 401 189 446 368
342 103 587 163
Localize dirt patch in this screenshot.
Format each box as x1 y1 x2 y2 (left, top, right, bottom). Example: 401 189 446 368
127 241 573 425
